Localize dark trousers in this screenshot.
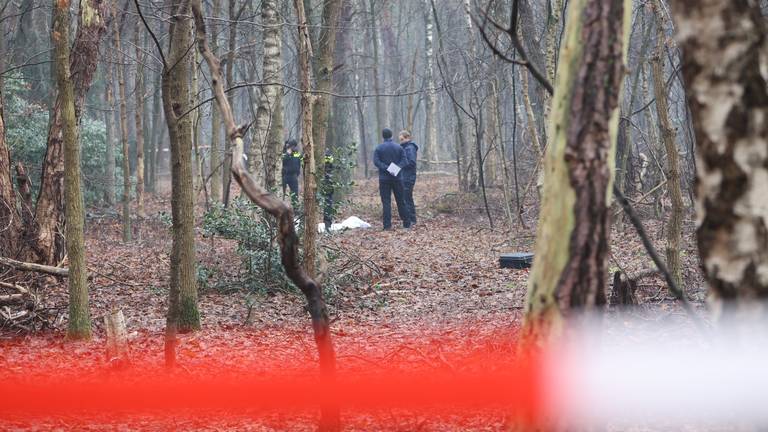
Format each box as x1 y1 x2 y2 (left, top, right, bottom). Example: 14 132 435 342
282 175 298 197
379 178 410 229
322 190 334 227
402 180 416 224
282 175 299 207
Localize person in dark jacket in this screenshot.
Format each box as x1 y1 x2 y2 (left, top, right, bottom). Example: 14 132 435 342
281 139 301 201
373 128 410 230
398 130 419 226
320 150 335 229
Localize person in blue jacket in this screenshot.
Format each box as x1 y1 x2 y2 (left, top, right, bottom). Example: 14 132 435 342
398 130 418 226
373 128 410 230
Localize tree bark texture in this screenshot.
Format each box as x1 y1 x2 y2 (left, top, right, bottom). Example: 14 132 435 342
162 0 200 340
53 0 91 339
296 0 319 280
651 2 684 292
103 60 116 207
310 0 342 163
114 10 132 242
525 0 631 339
249 0 283 186
134 18 146 219
0 77 19 256
423 0 436 172
671 0 768 316
208 0 222 201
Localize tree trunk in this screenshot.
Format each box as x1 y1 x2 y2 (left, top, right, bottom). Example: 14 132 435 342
670 0 768 316
0 50 20 257
524 0 631 340
651 1 684 292
310 0 342 164
53 0 91 340
295 0 319 279
208 0 222 201
27 0 107 265
422 0 436 172
114 10 132 243
150 72 163 192
616 9 654 230
542 0 564 120
162 0 200 340
250 0 283 187
368 0 385 142
103 61 116 207
134 19 146 220
222 0 238 206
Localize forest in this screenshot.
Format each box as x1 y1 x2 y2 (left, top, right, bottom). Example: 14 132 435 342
0 0 766 430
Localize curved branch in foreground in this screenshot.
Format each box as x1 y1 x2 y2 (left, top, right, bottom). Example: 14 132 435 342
189 1 339 429
613 185 707 331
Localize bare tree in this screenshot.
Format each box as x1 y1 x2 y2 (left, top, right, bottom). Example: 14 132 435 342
524 0 631 339
53 0 91 339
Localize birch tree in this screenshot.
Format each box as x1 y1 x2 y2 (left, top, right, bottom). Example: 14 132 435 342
670 0 768 316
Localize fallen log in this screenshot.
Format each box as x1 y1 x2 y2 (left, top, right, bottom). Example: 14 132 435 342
0 281 37 308
0 257 68 277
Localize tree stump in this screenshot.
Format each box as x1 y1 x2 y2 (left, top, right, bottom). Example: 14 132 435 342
105 309 130 369
610 271 638 306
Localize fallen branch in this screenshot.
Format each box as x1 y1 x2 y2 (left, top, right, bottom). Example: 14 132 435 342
0 257 68 277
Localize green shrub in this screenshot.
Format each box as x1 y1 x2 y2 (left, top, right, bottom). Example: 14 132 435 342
202 199 293 293
4 74 122 206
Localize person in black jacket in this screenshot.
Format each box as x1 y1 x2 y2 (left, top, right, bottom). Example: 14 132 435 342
373 128 410 230
281 139 301 201
398 130 419 226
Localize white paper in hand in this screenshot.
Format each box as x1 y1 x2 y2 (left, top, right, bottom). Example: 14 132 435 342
387 163 401 177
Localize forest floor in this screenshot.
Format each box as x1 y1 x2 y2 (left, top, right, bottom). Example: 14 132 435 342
0 174 707 431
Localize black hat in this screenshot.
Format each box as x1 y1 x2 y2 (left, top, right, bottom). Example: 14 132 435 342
285 139 298 149
382 128 393 139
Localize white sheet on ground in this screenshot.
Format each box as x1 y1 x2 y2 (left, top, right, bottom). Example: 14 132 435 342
318 216 372 233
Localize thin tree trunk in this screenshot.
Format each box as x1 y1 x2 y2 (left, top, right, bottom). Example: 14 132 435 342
651 1 683 292
115 12 132 243
191 48 203 197
53 0 90 339
134 19 146 220
103 62 116 207
616 9 654 230
369 0 384 142
543 0 564 119
222 0 238 206
524 0 631 340
151 72 163 192
670 0 768 316
422 0 436 172
295 0 319 280
208 0 222 201
162 0 200 347
310 0 342 163
250 0 283 187
0 35 20 256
